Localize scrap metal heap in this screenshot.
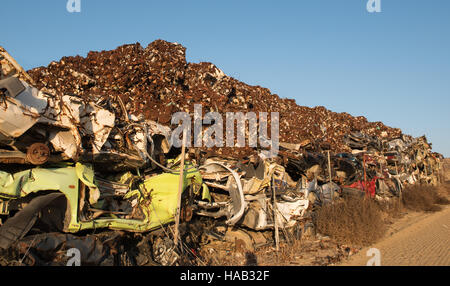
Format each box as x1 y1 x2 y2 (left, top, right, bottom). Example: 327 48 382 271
0 42 444 265
26 40 402 156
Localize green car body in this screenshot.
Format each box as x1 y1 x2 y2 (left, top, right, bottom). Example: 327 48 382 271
0 163 210 233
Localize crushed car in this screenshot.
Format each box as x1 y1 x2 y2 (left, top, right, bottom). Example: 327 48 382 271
0 161 209 251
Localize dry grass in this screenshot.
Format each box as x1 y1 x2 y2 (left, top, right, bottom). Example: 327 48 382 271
401 184 449 212
438 183 450 197
315 183 450 247
270 240 304 264
315 197 386 247
378 199 404 219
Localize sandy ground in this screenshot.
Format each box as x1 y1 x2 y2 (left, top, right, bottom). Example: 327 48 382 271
339 204 450 266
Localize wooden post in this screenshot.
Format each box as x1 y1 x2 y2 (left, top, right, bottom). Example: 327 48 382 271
327 150 332 183
272 181 280 252
174 128 187 247
363 154 368 197
431 166 435 185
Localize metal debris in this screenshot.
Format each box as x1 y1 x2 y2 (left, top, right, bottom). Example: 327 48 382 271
0 43 444 266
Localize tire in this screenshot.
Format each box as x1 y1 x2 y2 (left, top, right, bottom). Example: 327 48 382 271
0 193 65 250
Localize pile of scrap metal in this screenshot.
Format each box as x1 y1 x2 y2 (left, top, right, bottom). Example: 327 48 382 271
0 48 210 265
26 40 403 155
0 46 444 265
0 55 172 171
0 160 209 266
342 132 443 194
195 156 311 249
278 132 443 202
186 131 441 251
0 47 339 264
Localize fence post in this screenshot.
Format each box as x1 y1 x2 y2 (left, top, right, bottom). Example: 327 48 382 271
327 150 332 183
174 128 187 247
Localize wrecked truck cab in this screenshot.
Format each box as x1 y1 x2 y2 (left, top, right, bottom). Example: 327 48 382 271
0 162 209 250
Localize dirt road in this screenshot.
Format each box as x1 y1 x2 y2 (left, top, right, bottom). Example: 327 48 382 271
339 204 450 266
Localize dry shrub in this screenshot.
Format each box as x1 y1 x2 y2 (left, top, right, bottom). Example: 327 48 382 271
401 185 449 212
379 199 403 219
315 197 386 246
274 239 303 264
438 183 450 197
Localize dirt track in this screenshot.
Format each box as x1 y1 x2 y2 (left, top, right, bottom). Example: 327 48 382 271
339 204 450 266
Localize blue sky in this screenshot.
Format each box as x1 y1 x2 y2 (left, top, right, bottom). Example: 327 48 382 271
2 0 449 156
